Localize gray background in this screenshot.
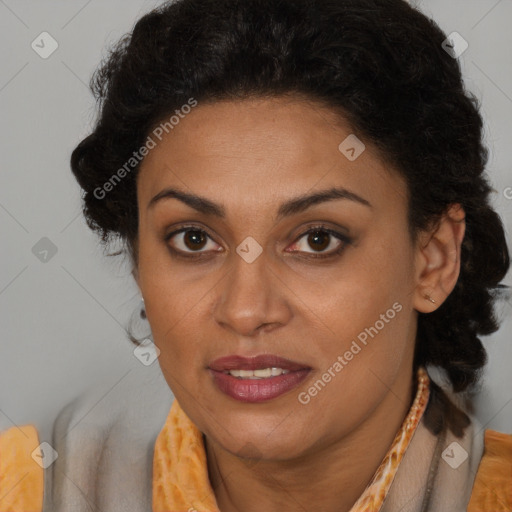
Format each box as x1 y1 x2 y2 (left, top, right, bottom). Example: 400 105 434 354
0 0 511 446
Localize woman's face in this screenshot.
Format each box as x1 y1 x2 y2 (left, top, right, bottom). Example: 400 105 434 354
135 96 421 461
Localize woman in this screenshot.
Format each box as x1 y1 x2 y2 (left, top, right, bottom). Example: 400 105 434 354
1 0 511 510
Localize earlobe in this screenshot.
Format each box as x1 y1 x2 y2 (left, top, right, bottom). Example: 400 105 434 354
413 204 466 313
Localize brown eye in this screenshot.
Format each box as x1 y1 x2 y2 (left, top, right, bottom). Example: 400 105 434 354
288 226 352 259
165 227 221 257
183 230 208 250
307 230 330 252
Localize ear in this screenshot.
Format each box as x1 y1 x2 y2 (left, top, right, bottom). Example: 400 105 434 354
413 203 466 313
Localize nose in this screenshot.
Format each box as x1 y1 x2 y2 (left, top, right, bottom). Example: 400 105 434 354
213 245 292 338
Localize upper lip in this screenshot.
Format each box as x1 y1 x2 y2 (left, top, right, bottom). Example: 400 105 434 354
208 354 311 372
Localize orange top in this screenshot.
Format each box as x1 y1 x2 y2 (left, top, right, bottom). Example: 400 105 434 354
0 425 43 512
467 429 512 512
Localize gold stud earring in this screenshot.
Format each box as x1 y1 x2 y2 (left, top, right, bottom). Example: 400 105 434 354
423 294 436 304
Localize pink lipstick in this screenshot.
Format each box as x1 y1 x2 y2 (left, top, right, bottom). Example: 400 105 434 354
208 354 311 403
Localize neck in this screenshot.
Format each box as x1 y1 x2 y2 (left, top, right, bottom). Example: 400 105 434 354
206 365 415 512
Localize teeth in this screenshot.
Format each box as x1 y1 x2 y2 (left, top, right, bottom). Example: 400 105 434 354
225 367 290 379
253 368 272 378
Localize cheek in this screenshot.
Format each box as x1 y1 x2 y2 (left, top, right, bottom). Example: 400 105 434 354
143 288 204 367
348 223 416 308
137 233 191 357
304 229 415 376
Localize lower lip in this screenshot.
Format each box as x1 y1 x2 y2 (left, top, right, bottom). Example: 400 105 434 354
209 369 311 403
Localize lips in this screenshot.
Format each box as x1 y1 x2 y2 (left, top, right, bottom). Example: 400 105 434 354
208 354 312 403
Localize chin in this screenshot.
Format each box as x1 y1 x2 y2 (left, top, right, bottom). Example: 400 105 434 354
209 415 311 462
228 437 306 463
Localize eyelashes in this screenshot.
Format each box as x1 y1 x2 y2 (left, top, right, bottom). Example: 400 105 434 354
164 224 352 261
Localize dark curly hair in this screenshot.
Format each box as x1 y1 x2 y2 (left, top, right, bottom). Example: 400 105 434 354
70 0 509 415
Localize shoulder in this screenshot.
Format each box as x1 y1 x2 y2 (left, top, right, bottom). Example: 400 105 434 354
0 424 44 512
467 429 512 512
46 362 173 511
1 362 174 512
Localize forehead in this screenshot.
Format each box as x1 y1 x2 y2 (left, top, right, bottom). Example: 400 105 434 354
137 96 407 216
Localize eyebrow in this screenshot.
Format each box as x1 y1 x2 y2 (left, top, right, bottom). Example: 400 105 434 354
147 185 372 220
